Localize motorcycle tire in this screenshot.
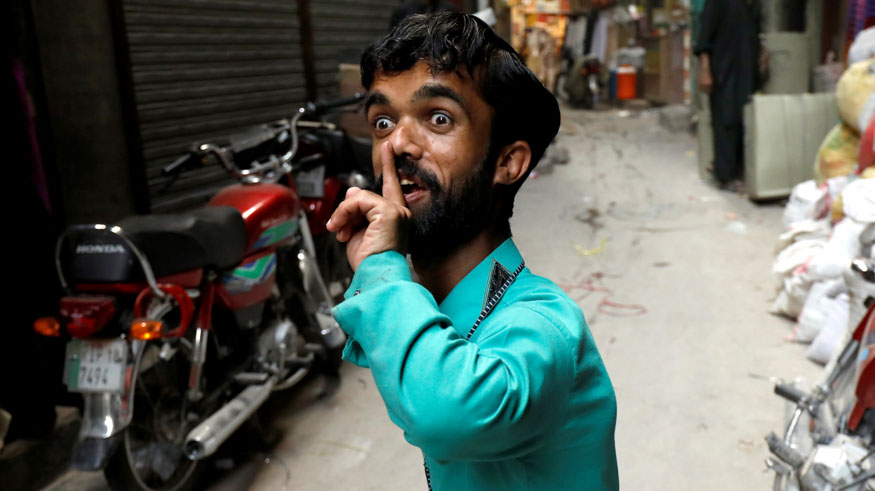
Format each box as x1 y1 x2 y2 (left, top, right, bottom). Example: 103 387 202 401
104 429 204 491
103 344 205 491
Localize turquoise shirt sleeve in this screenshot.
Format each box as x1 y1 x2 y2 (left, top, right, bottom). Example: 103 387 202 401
332 251 575 462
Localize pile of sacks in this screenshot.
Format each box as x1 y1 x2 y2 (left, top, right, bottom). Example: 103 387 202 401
771 29 875 365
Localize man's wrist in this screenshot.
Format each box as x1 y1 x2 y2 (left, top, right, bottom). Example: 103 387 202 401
342 250 412 300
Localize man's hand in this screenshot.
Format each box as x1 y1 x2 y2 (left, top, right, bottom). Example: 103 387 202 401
759 48 770 76
326 141 412 271
698 53 712 94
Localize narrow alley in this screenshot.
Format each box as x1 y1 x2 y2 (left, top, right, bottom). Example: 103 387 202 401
44 106 822 490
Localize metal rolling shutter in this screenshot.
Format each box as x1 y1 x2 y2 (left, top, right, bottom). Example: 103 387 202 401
121 0 307 213
309 0 396 100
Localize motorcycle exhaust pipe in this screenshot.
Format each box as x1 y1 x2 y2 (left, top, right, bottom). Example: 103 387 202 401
184 379 274 460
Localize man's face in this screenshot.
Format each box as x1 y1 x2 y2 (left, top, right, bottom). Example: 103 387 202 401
365 61 496 259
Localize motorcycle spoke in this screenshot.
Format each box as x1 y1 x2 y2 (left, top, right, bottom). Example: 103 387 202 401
136 382 158 414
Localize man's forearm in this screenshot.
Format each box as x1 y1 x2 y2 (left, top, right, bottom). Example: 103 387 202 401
699 53 710 73
698 53 712 93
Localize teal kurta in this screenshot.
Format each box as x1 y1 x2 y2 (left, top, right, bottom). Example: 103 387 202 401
332 239 618 490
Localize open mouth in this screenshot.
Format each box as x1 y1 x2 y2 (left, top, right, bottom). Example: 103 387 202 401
398 173 428 203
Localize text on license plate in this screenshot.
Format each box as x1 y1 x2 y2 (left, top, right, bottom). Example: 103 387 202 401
64 339 128 393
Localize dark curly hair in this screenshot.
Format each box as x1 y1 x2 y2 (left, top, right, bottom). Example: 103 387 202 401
360 11 560 194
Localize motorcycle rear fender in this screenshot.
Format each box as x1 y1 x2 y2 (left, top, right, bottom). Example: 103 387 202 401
71 384 133 471
73 340 144 440
78 391 132 439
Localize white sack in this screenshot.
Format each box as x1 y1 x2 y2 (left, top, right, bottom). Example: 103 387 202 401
806 293 850 364
776 218 832 253
783 180 828 229
774 239 827 276
808 219 868 280
849 27 875 64
825 175 852 203
795 279 849 343
771 273 816 319
842 179 875 223
771 239 828 320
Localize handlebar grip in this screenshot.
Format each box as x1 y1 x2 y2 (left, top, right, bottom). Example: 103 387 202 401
765 432 805 469
162 154 193 177
310 92 367 114
774 383 807 404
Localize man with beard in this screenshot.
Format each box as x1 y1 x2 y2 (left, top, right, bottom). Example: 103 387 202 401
326 12 618 490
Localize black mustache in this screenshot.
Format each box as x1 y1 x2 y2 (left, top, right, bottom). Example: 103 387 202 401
371 157 441 195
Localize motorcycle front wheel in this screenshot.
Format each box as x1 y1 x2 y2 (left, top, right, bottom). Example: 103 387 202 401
104 343 204 491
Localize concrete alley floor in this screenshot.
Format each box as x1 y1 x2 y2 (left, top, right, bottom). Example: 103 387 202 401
41 106 824 490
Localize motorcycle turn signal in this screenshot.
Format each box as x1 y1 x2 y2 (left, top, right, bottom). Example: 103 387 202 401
130 319 165 340
33 317 61 337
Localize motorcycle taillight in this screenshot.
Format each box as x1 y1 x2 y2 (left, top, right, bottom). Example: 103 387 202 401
60 296 116 339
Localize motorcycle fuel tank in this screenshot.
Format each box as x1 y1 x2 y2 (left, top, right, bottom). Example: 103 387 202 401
208 183 302 254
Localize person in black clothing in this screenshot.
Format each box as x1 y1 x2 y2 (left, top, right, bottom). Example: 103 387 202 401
390 0 457 29
694 0 767 192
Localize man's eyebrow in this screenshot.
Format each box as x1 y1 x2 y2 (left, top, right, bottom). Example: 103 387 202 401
364 92 390 112
412 84 467 112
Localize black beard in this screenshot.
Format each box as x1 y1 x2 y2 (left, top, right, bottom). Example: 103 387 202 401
371 152 495 262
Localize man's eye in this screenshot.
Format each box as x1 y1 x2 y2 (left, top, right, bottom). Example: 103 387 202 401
430 113 451 126
373 117 395 131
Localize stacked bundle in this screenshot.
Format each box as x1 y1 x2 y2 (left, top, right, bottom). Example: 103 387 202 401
771 29 875 365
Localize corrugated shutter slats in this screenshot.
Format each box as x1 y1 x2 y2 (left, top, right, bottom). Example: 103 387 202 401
121 0 400 212
310 0 396 100
123 0 305 213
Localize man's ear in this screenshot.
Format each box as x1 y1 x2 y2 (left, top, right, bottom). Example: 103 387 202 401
493 140 532 186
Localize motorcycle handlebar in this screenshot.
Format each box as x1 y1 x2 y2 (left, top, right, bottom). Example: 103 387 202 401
163 94 367 185
774 383 807 405
308 92 366 114
162 153 195 177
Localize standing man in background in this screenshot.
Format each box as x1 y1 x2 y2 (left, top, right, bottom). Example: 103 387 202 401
695 0 767 192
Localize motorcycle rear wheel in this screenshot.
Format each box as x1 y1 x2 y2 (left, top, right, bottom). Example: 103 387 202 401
104 344 204 491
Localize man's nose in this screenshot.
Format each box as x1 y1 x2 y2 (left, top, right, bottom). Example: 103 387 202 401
389 118 424 161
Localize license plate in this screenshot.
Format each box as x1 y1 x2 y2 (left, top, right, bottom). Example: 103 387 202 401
295 165 325 198
64 339 128 393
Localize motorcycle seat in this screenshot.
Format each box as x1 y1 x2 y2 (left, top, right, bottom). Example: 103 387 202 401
118 206 247 277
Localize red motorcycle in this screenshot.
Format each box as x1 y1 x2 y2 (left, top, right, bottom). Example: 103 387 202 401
766 259 875 490
191 93 373 299
32 98 364 490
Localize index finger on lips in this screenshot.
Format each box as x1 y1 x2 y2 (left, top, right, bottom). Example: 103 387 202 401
380 141 406 207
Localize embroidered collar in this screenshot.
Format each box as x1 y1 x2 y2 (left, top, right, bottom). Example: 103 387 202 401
437 238 525 334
